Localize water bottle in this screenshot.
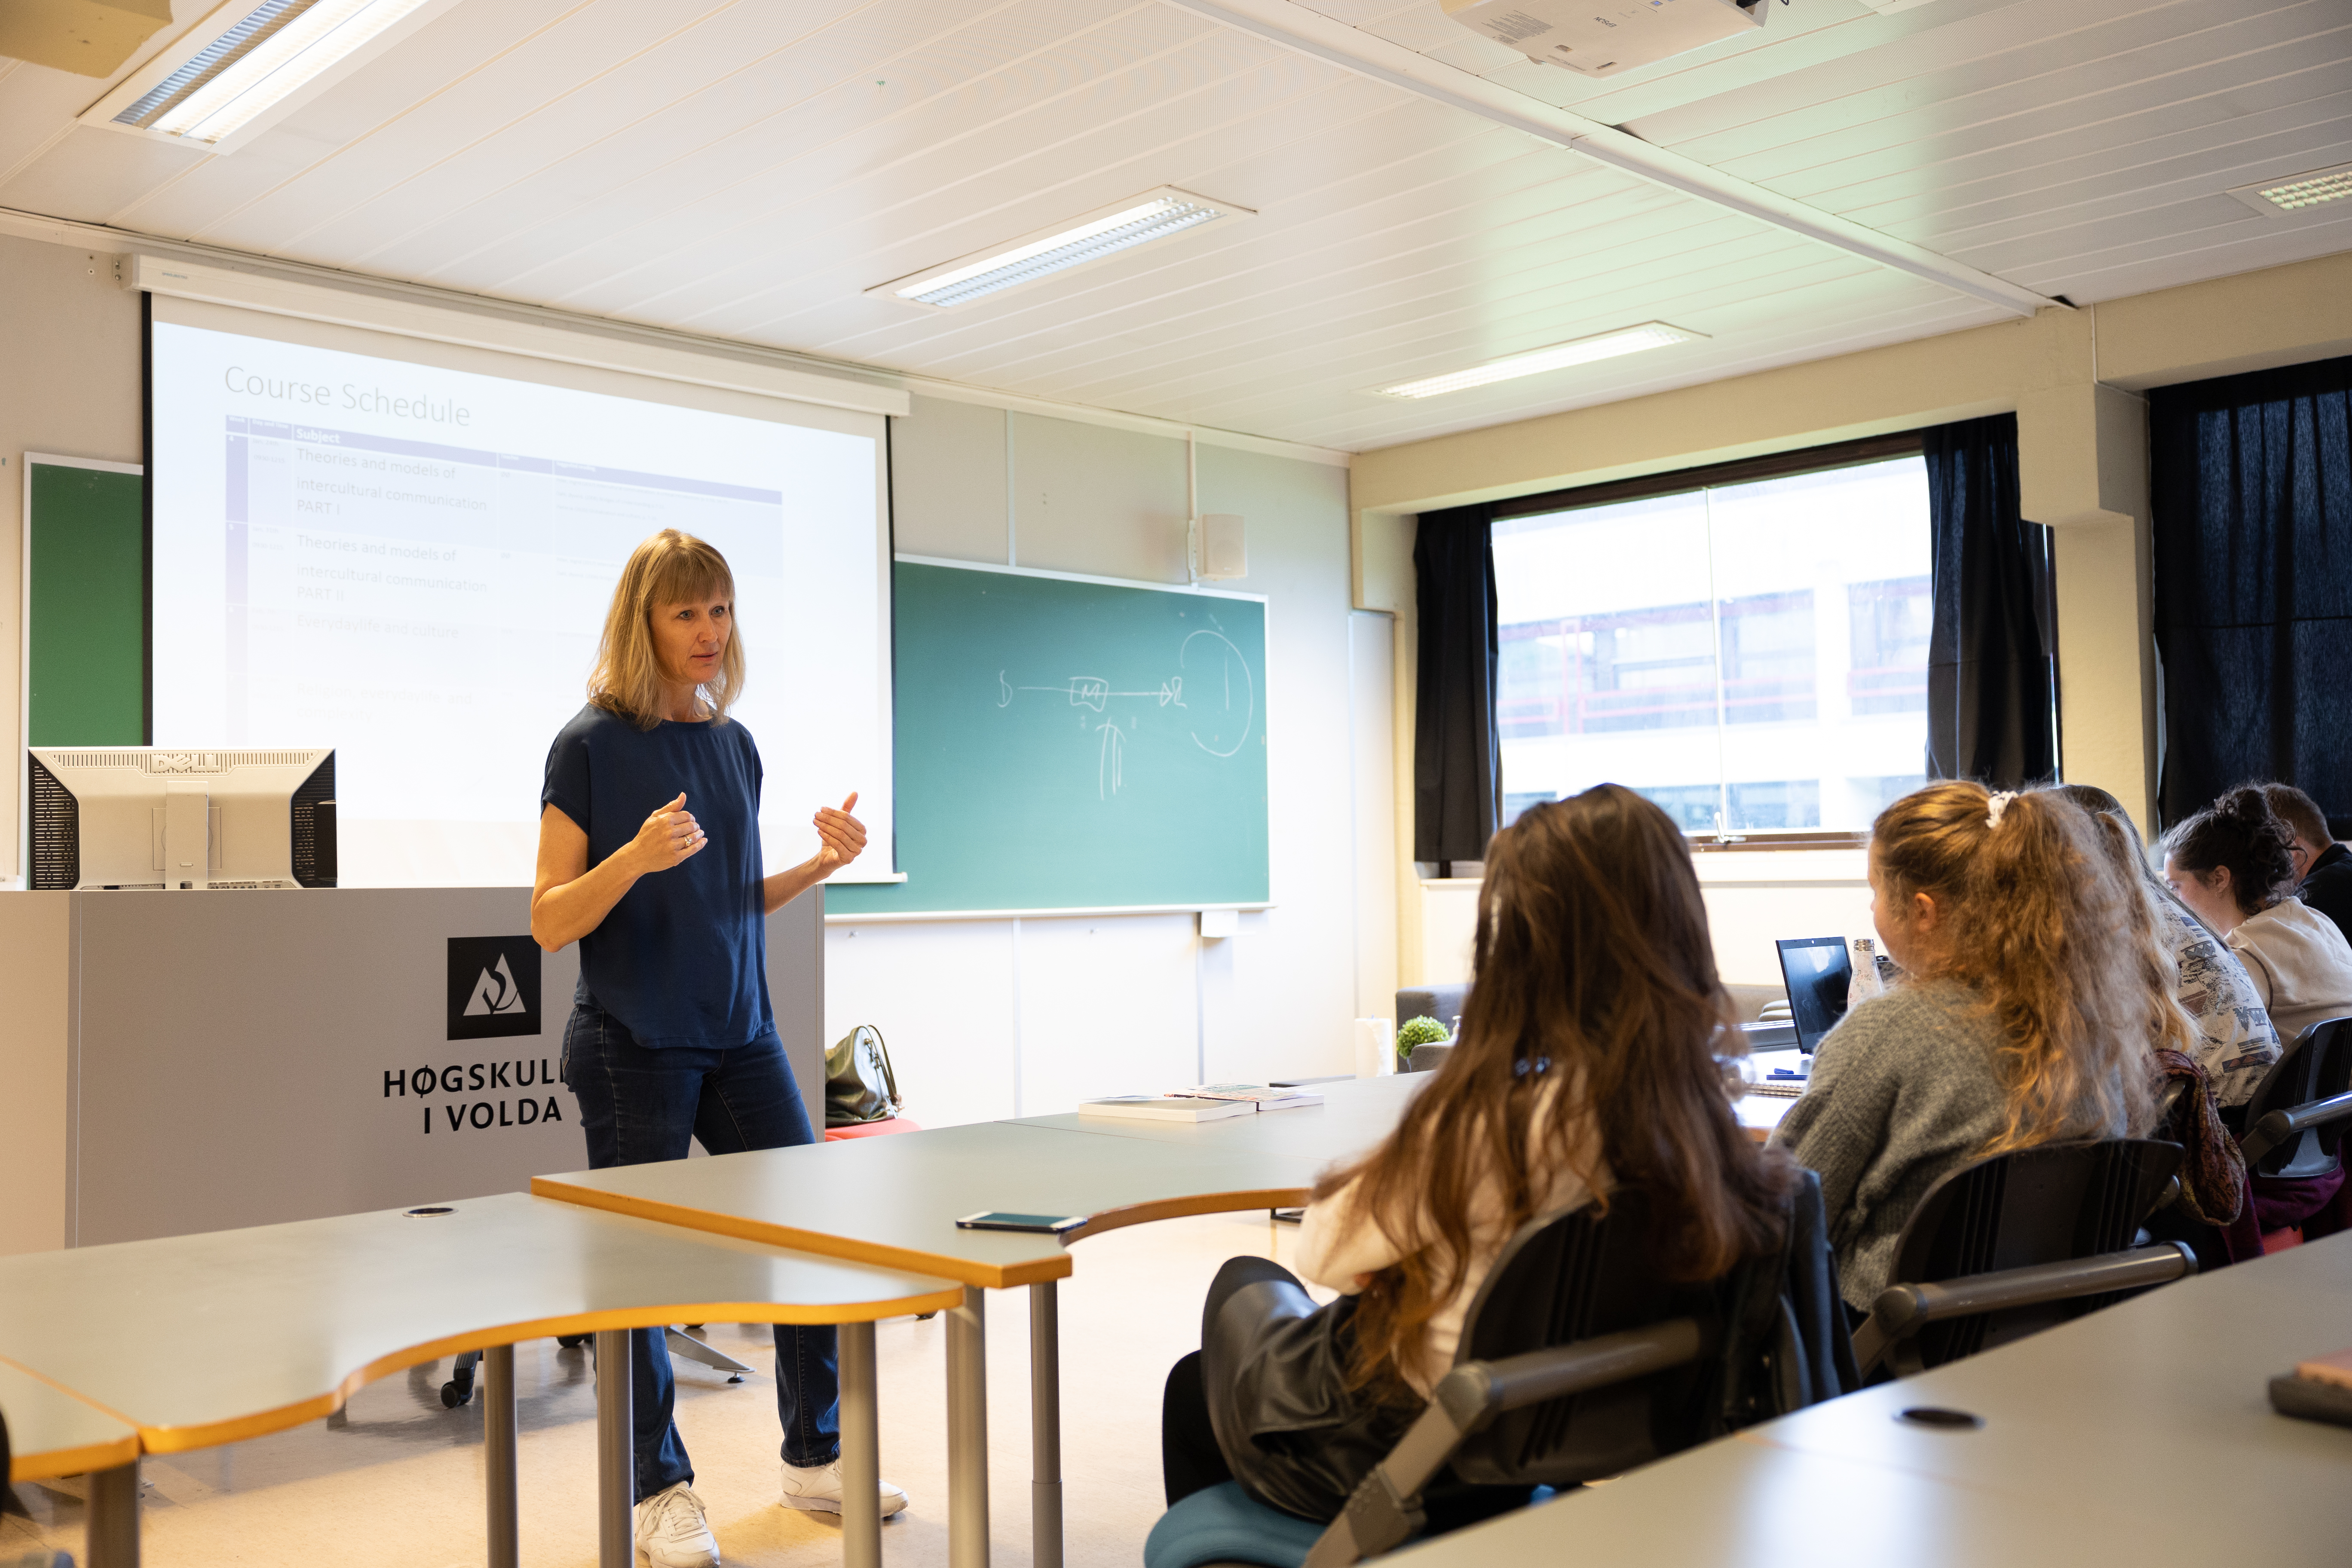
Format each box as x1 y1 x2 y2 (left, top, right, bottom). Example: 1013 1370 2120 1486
1849 938 1884 1005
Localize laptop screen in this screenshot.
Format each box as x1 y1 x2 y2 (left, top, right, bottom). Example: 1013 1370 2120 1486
1776 937 1855 1054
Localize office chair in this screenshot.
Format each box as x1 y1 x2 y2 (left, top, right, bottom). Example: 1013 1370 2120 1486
1144 1176 1849 1568
1853 1138 2194 1380
2238 1018 2352 1178
2234 1017 2352 1246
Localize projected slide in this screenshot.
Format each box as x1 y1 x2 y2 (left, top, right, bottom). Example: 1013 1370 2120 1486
150 319 892 888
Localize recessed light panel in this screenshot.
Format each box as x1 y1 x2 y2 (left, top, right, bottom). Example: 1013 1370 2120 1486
870 188 1253 310
1372 323 1706 399
2229 162 2352 217
81 0 453 152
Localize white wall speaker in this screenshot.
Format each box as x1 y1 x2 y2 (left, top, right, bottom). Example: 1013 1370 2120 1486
1194 513 1247 580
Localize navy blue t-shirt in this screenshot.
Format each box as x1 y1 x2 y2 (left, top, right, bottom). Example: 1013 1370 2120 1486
542 704 770 1049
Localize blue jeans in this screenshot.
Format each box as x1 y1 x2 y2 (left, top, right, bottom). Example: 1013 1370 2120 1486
562 990 839 1501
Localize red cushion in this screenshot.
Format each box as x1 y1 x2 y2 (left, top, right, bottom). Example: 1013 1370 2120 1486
823 1117 922 1142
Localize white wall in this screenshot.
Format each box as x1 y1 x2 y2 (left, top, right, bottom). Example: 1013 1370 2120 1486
1418 849 1874 992
0 236 145 881
827 396 1378 1121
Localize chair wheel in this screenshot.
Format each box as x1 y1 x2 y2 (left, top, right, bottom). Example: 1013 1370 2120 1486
441 1371 475 1408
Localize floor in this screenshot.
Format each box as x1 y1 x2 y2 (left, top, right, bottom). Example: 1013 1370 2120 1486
2 1212 1327 1568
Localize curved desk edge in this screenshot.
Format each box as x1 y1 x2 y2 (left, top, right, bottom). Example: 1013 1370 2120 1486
531 1174 1076 1290
0 1356 141 1481
1067 1187 1313 1241
124 1289 963 1455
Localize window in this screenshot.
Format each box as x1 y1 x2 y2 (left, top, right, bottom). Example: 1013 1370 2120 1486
1493 447 1933 836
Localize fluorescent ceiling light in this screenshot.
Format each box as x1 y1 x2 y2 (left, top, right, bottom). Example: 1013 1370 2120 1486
2229 162 2352 217
870 187 1253 309
1372 322 1706 399
82 0 446 150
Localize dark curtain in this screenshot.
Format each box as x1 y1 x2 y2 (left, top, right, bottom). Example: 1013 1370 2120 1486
2151 353 2352 830
1414 502 1501 866
1924 413 2060 787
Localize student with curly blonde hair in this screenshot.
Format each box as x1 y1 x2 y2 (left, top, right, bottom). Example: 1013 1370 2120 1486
1773 781 2154 1311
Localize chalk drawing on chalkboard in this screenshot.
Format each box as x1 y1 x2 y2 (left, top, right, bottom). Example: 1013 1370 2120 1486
994 628 1256 799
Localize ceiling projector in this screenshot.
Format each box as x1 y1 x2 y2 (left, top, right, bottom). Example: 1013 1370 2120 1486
1443 0 1775 78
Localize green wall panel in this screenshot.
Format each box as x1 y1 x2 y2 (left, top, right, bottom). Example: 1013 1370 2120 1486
28 462 145 746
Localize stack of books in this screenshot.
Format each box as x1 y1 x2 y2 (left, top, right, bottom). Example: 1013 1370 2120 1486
1078 1082 1326 1123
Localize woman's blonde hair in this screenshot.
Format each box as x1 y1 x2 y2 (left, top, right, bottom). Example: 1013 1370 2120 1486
588 530 745 729
1312 784 1795 1393
1871 781 2155 1151
2047 785 2202 1071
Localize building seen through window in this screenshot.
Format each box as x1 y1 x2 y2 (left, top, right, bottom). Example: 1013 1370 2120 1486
1494 455 1932 835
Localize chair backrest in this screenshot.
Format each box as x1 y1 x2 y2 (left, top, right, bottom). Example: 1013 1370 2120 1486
1880 1138 2184 1370
2238 1018 2352 1179
1442 1186 1805 1488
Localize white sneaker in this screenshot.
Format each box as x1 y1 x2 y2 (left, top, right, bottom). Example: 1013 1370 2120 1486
779 1458 910 1517
634 1481 720 1568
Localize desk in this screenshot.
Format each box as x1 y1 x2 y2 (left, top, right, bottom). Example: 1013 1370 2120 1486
0 1193 958 1568
534 1078 1428 1568
1389 1231 2352 1567
1743 1228 2352 1557
0 1361 141 1568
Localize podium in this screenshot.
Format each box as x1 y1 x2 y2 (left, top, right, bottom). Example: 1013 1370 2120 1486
0 885 824 1253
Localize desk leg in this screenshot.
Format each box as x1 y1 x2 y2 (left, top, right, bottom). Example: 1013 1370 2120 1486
87 1459 138 1568
484 1344 518 1568
946 1286 989 1568
841 1320 882 1568
1029 1281 1062 1568
595 1329 633 1568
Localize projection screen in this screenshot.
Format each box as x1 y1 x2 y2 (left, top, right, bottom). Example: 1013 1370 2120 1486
148 297 895 889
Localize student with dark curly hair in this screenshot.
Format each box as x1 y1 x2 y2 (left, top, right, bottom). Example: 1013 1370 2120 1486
2163 786 2352 1045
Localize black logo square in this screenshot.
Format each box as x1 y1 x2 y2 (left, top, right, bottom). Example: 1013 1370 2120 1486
447 937 542 1041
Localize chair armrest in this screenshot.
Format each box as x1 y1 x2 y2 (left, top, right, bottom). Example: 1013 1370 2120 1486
1302 1320 1706 1568
2239 1089 2352 1166
1853 1243 2196 1378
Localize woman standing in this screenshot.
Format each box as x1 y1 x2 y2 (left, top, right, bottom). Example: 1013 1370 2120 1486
532 529 902 1568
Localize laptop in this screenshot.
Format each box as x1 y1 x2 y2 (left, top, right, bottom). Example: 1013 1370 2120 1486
1775 936 1856 1057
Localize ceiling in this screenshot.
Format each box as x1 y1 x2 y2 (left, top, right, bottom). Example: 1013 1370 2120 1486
1 0 2347 452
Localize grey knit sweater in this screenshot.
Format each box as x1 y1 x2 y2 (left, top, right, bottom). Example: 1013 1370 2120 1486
1768 978 2123 1311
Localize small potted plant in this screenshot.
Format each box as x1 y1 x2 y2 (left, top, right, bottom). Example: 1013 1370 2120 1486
1394 1015 1452 1072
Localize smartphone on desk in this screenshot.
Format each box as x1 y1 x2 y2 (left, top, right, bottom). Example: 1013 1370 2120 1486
955 1211 1086 1235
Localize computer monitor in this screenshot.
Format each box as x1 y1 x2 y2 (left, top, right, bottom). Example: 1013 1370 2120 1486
27 747 336 890
1775 936 1854 1055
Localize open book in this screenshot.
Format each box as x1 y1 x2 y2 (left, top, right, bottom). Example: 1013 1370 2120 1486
1167 1082 1324 1111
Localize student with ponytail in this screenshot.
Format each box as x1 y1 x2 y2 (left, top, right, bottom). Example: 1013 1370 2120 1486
2163 785 2352 1044
1772 781 2153 1312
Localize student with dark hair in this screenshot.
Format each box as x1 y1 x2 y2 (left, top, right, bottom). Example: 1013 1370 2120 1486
2165 786 2352 1045
2052 784 2279 1106
1159 784 1797 1524
2260 783 2352 948
1775 783 2153 1311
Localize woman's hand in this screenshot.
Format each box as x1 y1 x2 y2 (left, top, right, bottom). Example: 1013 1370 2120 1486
627 792 707 874
812 792 866 875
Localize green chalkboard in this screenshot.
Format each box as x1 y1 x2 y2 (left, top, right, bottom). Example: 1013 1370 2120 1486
827 558 1270 915
27 459 146 746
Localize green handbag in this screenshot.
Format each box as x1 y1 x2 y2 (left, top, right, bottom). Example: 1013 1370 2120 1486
824 1024 902 1127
